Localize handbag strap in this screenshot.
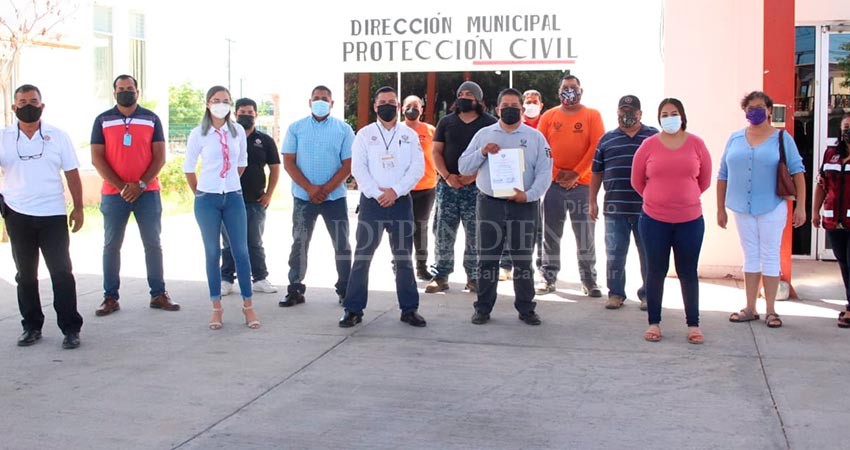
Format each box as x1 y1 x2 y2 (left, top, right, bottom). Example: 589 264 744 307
778 130 787 164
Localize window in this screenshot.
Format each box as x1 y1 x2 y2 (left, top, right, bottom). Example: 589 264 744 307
129 12 146 94
93 5 113 107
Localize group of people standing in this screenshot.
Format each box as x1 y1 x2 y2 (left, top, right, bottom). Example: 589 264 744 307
3 72 849 350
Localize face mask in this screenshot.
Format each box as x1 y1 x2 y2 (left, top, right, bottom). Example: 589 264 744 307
746 107 768 126
404 108 420 121
842 128 850 144
15 104 43 123
659 115 682 134
618 111 638 128
210 103 230 119
523 103 541 118
559 87 581 106
500 107 521 125
456 98 475 113
311 100 330 117
376 103 397 122
236 115 255 130
116 91 137 107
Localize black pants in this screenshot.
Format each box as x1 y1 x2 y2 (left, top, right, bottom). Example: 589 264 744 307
475 195 537 315
411 188 436 271
827 229 850 310
3 206 83 334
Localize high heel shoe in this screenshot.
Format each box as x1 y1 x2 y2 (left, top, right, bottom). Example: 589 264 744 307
242 306 261 329
209 307 223 330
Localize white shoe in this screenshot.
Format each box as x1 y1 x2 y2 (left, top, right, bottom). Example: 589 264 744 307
252 279 278 293
221 281 234 296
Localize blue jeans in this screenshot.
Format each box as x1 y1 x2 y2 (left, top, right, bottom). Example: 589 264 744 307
222 202 268 283
604 215 646 300
638 213 704 327
100 191 165 299
287 197 352 297
194 191 252 300
343 194 419 314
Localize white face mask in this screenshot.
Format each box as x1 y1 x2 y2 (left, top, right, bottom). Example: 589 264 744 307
660 115 682 134
210 103 231 120
523 103 541 118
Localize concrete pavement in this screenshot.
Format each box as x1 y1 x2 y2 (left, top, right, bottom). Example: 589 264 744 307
0 198 847 450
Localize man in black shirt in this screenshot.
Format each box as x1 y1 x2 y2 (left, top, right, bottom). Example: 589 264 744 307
426 81 498 294
221 97 280 295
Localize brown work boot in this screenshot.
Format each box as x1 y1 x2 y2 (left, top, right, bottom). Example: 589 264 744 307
424 277 449 294
95 296 120 316
150 292 180 311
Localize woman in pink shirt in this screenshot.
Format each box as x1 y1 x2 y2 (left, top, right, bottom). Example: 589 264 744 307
631 98 712 344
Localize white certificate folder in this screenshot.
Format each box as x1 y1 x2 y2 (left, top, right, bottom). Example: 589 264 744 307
488 147 525 198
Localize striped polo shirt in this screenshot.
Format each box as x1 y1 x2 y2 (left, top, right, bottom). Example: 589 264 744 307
591 124 658 216
90 105 165 195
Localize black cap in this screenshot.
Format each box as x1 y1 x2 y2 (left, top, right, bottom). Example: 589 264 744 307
618 95 641 110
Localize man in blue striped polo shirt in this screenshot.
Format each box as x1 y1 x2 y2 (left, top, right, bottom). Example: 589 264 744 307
280 85 355 307
589 95 658 311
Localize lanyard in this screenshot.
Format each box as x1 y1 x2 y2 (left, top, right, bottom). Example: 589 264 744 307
375 122 398 153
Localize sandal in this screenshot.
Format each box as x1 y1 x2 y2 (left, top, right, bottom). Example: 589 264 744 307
838 311 850 329
644 325 662 342
729 309 760 322
209 308 223 330
765 313 783 328
687 327 704 345
243 306 261 329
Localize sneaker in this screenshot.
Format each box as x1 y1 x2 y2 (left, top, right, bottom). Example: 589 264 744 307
535 280 556 295
221 281 234 296
425 277 449 294
252 279 278 293
499 267 512 281
582 283 603 298
605 295 625 310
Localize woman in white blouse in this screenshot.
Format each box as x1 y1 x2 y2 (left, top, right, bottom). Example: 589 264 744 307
183 85 259 330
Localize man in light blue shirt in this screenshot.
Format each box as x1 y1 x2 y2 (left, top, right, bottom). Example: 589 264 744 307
459 88 553 325
280 85 354 307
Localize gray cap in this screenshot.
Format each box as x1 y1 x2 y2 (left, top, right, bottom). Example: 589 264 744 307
457 81 483 102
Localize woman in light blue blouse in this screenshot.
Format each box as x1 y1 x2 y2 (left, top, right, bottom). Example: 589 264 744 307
717 91 806 328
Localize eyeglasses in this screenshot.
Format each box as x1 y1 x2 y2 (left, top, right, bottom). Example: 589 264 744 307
215 129 231 178
16 126 45 161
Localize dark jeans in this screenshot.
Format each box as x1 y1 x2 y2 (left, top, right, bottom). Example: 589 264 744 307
604 214 647 300
542 183 597 285
826 229 850 310
222 201 268 283
475 195 537 315
411 188 436 271
287 197 352 297
4 206 83 334
343 194 419 314
499 202 543 271
639 213 704 327
100 191 165 299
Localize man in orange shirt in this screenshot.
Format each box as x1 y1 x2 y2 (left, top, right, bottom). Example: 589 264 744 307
402 95 438 280
536 75 604 296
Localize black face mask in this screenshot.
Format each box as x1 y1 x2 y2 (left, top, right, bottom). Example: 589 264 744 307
15 104 43 123
116 91 137 107
404 108 420 121
376 104 397 122
236 115 255 130
843 128 850 144
500 107 521 125
456 98 475 113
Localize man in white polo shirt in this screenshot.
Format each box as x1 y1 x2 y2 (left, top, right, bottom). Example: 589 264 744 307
339 86 426 328
0 84 84 349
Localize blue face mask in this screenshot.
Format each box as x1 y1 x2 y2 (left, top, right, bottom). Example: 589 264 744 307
659 115 682 134
311 100 330 117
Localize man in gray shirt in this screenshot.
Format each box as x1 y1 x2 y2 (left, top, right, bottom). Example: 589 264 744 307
458 88 552 325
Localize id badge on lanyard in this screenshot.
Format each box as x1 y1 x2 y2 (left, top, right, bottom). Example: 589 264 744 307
122 117 133 147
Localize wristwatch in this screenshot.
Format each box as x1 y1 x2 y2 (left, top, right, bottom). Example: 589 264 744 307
138 180 147 190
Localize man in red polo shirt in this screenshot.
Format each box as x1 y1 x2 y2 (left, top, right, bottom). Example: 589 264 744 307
90 74 179 316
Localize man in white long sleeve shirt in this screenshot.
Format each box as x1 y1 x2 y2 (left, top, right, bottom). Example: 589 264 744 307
339 86 427 328
458 88 553 325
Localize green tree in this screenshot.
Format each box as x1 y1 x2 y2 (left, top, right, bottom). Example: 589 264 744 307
168 83 204 142
840 41 850 89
